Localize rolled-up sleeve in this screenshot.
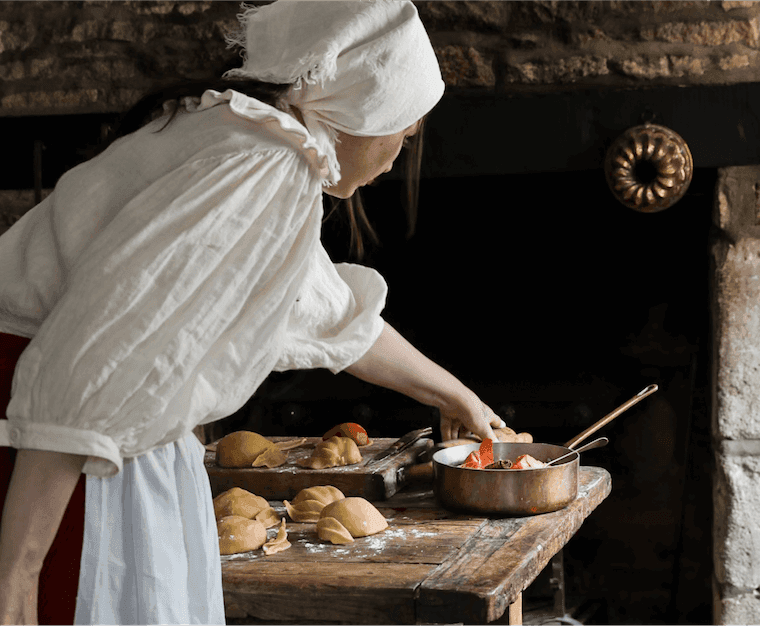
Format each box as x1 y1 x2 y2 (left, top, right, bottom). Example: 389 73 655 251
274 244 388 374
2 149 322 477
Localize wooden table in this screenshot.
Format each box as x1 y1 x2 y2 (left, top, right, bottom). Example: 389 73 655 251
220 466 611 625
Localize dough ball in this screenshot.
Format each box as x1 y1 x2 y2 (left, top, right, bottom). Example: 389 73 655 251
215 431 279 468
284 485 345 522
316 516 354 545
213 487 269 520
318 497 388 538
495 428 533 444
297 436 362 470
322 423 372 446
217 515 267 555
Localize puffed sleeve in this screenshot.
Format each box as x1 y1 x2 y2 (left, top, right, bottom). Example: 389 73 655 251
273 243 387 374
1 149 322 477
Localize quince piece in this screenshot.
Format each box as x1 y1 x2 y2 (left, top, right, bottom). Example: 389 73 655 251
322 423 372 446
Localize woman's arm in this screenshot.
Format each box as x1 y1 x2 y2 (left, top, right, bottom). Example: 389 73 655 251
345 321 504 441
0 449 86 625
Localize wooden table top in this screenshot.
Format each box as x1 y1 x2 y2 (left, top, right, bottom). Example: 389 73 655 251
220 466 611 625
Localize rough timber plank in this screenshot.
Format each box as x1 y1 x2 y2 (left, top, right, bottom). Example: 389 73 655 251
416 467 612 625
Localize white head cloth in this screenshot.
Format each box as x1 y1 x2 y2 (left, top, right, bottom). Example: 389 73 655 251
224 0 445 184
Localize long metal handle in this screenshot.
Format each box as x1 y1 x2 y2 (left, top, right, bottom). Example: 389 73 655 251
546 436 609 466
563 384 658 449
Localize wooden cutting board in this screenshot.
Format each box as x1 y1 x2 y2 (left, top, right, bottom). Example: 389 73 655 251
204 436 433 501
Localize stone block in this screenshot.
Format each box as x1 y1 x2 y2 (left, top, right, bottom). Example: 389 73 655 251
109 20 146 43
714 589 760 625
177 2 214 17
714 449 760 587
123 1 177 15
719 53 751 69
510 0 605 24
616 55 671 79
505 55 609 84
29 57 59 79
610 0 710 14
416 1 509 32
641 17 760 48
713 238 760 440
0 60 25 81
69 19 109 43
722 0 760 11
0 18 36 51
435 45 495 88
669 54 707 76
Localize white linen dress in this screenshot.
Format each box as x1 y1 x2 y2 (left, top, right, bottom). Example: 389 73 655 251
0 89 387 624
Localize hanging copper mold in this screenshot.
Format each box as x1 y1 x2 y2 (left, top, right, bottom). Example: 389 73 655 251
604 123 693 213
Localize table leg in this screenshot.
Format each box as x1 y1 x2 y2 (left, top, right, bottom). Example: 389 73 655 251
508 592 522 625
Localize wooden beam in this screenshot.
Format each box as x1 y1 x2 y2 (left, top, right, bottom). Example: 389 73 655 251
418 82 760 177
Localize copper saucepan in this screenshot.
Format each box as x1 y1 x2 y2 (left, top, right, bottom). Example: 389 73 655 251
432 384 658 516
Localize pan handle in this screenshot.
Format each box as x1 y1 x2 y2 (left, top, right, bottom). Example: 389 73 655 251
563 384 658 449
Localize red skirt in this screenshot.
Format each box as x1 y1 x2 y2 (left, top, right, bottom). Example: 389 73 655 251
0 332 85 625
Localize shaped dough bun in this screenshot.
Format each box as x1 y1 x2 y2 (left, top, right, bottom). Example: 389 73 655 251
316 516 355 544
213 487 268 519
217 515 267 555
213 487 280 528
215 431 285 468
494 427 533 443
284 485 345 522
442 427 533 447
318 497 388 538
322 423 372 446
297 436 362 470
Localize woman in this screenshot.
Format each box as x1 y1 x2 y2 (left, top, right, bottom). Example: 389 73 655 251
0 1 504 624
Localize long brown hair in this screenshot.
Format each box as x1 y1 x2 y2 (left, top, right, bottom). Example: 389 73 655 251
106 78 426 260
330 116 427 259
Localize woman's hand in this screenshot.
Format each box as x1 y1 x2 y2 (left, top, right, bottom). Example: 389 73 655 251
439 398 504 442
0 565 38 625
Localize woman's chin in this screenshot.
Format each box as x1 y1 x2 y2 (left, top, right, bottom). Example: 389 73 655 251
322 183 357 199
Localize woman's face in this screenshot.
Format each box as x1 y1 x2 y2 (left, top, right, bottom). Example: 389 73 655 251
323 120 422 199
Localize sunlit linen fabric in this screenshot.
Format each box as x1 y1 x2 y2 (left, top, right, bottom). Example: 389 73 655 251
224 0 445 185
74 433 224 625
0 89 387 477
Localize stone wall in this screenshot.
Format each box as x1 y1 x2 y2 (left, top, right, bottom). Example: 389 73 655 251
3 1 760 117
712 166 760 624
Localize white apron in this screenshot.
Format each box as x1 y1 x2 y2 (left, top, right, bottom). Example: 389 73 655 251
74 433 225 625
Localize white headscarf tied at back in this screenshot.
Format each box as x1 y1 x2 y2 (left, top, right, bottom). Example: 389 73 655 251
224 0 445 185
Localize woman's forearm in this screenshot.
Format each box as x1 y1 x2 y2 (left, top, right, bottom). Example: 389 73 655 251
0 449 86 575
345 322 500 440
347 322 475 411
